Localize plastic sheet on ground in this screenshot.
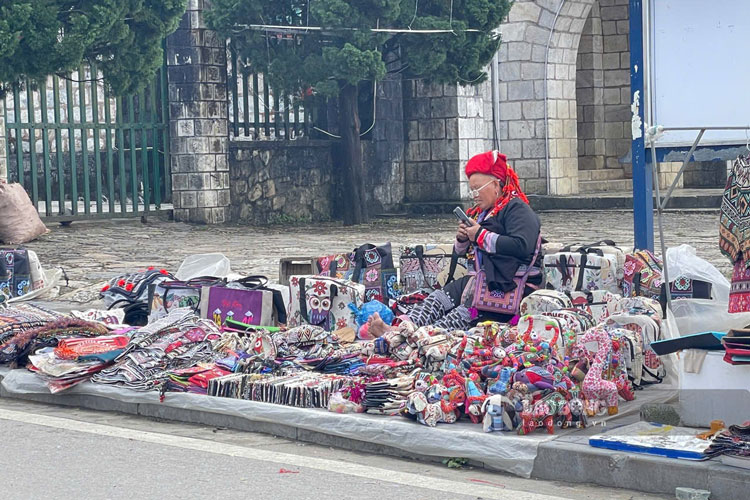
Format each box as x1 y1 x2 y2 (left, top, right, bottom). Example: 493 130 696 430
0 369 551 478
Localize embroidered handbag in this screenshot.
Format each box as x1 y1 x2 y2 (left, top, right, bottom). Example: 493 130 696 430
148 276 224 322
199 283 274 327
350 243 398 303
287 275 365 331
399 244 468 294
622 250 664 299
544 249 620 294
0 248 32 299
560 241 626 283
472 236 542 316
315 252 355 279
232 276 288 325
519 290 573 316
568 290 621 323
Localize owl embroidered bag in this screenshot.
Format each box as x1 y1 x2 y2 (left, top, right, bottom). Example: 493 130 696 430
287 275 365 332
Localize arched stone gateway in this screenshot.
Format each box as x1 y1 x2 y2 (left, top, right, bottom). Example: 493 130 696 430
496 0 597 195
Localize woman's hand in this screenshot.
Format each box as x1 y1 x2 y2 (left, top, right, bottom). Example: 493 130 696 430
458 221 481 243
464 221 482 242
456 223 470 242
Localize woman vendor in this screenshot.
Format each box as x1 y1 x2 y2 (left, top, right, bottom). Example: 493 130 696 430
367 150 542 336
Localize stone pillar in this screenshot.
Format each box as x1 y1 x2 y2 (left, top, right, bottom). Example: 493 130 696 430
0 98 6 181
496 0 596 195
166 0 230 224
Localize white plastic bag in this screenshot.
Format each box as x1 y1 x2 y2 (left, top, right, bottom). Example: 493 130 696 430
668 299 750 336
665 244 730 302
7 268 63 303
175 253 231 281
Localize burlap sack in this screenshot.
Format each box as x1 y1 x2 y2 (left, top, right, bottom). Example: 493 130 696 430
0 182 48 244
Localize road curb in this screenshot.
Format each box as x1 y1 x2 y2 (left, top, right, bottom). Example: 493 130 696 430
1 370 747 498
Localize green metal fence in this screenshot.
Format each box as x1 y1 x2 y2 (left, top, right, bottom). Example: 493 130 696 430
2 64 171 221
228 44 314 140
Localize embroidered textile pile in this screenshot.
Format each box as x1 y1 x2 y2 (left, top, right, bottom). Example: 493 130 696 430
0 236 739 452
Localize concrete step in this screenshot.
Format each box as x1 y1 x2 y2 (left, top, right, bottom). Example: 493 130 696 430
577 169 627 182
526 189 722 211
400 189 723 214
579 179 634 193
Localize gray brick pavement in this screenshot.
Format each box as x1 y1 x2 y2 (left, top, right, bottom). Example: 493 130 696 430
22 210 727 303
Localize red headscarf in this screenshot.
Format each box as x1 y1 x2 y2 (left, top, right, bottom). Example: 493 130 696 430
464 151 528 218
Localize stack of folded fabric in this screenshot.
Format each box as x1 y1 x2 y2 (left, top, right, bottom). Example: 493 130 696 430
705 422 750 459
92 308 222 391
0 304 62 346
27 333 131 392
363 374 416 415
722 329 750 365
209 372 355 409
0 317 110 367
166 364 232 394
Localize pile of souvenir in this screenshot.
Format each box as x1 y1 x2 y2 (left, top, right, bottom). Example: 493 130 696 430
0 243 682 439
28 331 133 392
92 309 223 391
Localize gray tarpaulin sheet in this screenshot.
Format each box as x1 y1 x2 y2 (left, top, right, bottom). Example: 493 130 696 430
0 369 551 477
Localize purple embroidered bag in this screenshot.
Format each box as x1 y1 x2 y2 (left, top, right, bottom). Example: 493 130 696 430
472 235 542 315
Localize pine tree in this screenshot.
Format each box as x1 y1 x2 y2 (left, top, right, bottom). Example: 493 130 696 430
0 1 187 96
207 0 511 225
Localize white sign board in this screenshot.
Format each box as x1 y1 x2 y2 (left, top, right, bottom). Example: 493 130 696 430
647 0 750 147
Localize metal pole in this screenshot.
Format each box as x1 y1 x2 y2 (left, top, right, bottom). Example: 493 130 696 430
630 0 654 251
490 52 500 150
650 135 671 308
660 128 705 210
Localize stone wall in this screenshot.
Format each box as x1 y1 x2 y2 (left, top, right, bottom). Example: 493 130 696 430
402 79 492 204
457 81 494 198
683 161 728 189
403 81 460 203
575 0 631 175
229 141 333 224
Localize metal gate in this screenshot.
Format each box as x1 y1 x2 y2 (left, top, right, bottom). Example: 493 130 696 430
2 63 171 221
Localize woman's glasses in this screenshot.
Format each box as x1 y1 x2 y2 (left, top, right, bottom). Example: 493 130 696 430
469 180 495 198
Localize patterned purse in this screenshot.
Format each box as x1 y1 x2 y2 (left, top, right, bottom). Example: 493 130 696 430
315 252 355 279
0 248 32 299
350 243 398 303
399 245 468 294
622 250 663 299
472 236 542 315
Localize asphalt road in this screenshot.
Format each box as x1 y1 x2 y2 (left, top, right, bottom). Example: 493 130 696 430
0 398 670 500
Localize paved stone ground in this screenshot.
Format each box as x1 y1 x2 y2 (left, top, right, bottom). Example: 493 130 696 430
22 210 727 303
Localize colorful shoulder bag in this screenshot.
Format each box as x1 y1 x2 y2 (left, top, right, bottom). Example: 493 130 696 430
472 235 542 316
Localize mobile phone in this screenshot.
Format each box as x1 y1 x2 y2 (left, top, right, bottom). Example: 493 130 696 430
453 206 473 225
